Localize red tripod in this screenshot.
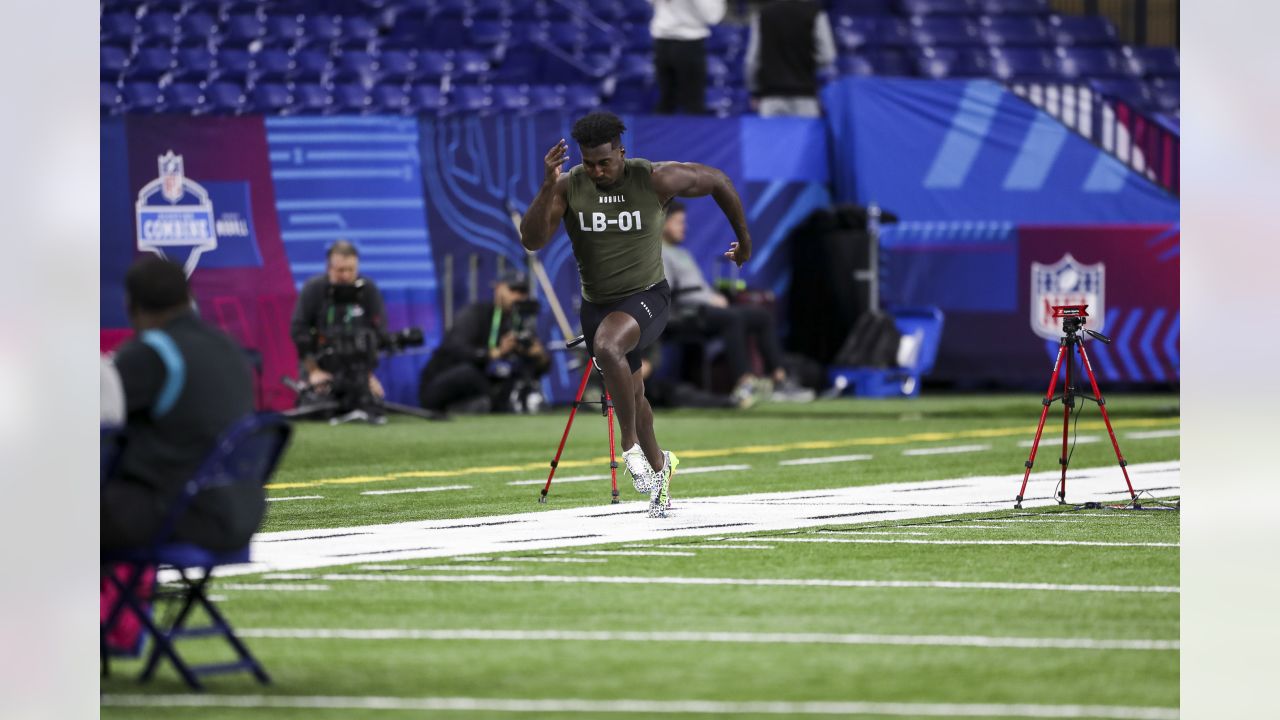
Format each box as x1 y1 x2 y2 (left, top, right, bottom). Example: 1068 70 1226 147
1015 305 1136 509
539 336 619 504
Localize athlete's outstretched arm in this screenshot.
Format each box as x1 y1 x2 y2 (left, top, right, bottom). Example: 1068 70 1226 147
652 162 752 267
520 139 570 251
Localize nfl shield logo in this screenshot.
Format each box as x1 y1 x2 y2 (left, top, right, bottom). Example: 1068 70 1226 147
1030 253 1105 340
158 151 185 203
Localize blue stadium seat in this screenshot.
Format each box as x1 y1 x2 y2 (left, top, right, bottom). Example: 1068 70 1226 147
828 0 894 17
290 48 332 82
433 0 470 19
290 83 331 113
1124 46 1178 78
101 12 139 43
978 0 1048 14
409 83 448 111
592 0 627 23
265 14 303 44
563 83 601 111
469 20 509 48
205 81 246 113
707 24 745 55
1048 15 1118 46
622 22 653 50
250 83 292 112
900 0 978 15
1150 78 1178 112
218 0 264 20
179 12 218 40
705 86 746 117
163 82 205 113
979 16 1051 46
101 81 124 113
139 12 180 42
373 84 412 112
334 50 380 85
914 47 992 78
506 20 549 46
866 48 913 75
331 82 374 113
492 83 531 110
608 82 656 113
620 0 652 23
222 13 267 47
415 50 452 81
509 0 544 22
123 82 164 112
342 15 379 43
527 84 567 111
101 45 130 81
213 48 254 82
1055 46 1129 79
128 46 178 80
866 17 913 47
172 46 216 82
540 1 576 23
706 55 729 86
425 18 472 49
837 54 876 76
451 49 492 80
378 50 417 84
253 48 295 82
492 45 539 83
303 15 343 44
1089 78 1154 109
472 0 508 20
450 84 493 112
616 52 653 82
909 16 983 46
989 47 1059 80
546 23 584 52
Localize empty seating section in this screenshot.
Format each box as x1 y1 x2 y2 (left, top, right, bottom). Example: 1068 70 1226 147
100 0 1178 117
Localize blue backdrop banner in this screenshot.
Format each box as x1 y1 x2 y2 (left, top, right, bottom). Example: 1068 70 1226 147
823 77 1179 223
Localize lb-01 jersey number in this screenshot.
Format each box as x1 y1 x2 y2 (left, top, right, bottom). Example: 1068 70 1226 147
577 210 643 233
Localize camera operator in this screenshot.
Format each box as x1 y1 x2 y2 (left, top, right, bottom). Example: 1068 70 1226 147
289 240 387 404
418 269 550 414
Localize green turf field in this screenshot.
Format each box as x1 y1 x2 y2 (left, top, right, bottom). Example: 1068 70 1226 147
102 394 1180 719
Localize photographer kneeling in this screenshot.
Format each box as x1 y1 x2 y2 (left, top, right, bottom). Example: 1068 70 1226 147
290 240 388 413
419 269 550 414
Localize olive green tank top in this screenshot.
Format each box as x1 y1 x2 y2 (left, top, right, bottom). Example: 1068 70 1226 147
563 157 666 304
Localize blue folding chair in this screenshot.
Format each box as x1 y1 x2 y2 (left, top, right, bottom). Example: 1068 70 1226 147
100 413 292 691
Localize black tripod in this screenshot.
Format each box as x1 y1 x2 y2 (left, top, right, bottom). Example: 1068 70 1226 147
1015 305 1136 509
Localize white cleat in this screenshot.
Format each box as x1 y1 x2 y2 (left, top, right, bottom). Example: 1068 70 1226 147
648 451 679 518
623 444 657 493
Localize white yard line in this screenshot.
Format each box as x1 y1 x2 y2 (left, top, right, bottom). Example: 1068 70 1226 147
543 550 696 557
218 583 331 592
1018 436 1100 448
361 485 472 496
230 461 1181 575
497 557 609 564
726 537 1178 548
101 694 1181 719
779 454 874 466
902 445 991 456
628 544 777 550
508 464 752 487
1126 430 1181 440
267 495 324 502
313 573 1179 594
234 627 1178 651
412 565 518 572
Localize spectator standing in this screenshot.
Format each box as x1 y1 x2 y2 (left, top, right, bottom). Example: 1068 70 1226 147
651 0 727 114
744 0 837 118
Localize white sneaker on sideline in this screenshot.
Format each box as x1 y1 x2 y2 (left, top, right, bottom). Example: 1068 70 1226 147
648 451 679 518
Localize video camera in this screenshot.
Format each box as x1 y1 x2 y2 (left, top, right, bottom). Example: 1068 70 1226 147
511 298 541 351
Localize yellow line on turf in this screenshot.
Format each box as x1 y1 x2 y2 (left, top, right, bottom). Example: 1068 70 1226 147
266 417 1179 491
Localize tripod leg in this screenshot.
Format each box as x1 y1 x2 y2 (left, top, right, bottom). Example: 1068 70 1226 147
605 389 619 503
1016 343 1067 508
1058 339 1074 504
1077 342 1137 501
541 364 592 503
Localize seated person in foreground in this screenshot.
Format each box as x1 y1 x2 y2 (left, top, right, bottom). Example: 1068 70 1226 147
101 257 261 552
418 269 550 414
661 201 813 403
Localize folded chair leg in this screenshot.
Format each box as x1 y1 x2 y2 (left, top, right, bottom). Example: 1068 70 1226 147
192 574 272 685
100 566 145 680
138 568 204 690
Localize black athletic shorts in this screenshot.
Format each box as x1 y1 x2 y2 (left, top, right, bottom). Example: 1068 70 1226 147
579 280 671 373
